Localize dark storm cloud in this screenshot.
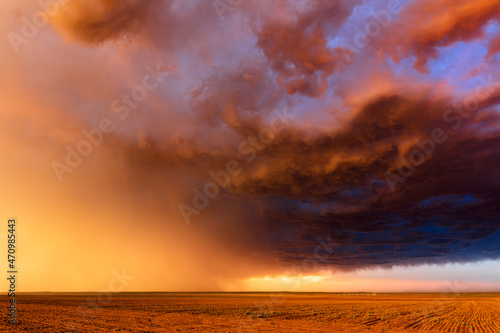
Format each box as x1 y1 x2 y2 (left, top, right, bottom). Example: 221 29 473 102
223 91 500 270
44 0 500 273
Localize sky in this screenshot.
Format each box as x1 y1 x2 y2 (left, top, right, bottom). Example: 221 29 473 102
0 0 500 293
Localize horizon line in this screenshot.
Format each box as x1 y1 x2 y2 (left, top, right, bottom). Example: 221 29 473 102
2 291 500 295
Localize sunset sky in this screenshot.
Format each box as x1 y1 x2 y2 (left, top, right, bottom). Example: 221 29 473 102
1 0 500 293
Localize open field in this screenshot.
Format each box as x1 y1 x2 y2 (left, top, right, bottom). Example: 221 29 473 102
1 293 500 332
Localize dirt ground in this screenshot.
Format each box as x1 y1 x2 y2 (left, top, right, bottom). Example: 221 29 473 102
1 293 499 332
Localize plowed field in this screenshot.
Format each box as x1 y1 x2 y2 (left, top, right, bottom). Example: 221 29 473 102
1 293 499 332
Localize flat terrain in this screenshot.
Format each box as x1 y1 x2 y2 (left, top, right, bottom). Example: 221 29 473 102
1 293 499 332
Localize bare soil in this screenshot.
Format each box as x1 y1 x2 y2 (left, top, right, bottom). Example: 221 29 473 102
1 292 499 332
